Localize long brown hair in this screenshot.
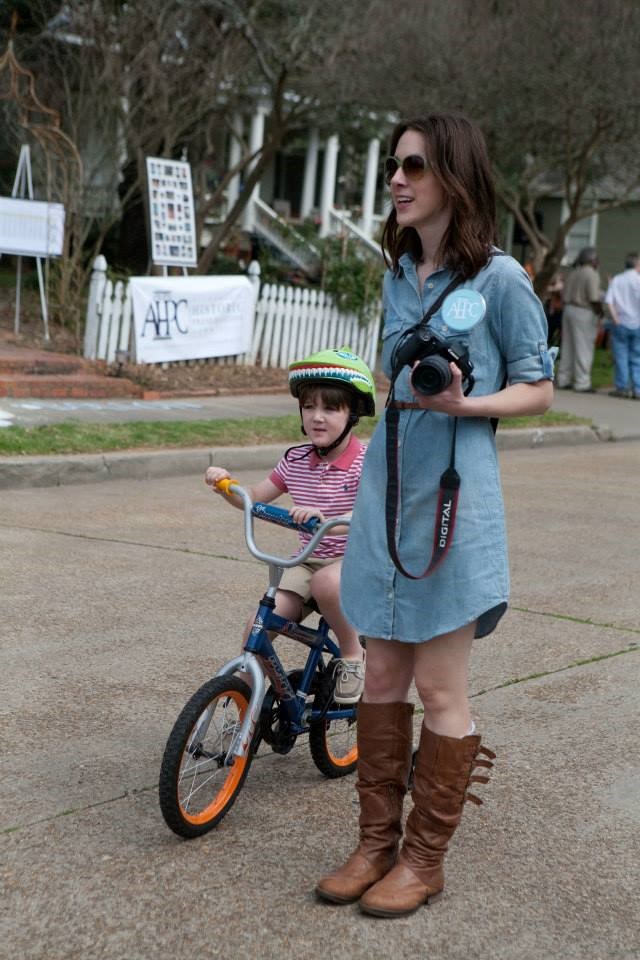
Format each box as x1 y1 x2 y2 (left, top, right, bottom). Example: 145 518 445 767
381 112 498 279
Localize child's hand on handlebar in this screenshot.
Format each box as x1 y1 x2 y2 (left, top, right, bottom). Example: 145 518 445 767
289 505 325 525
205 466 231 494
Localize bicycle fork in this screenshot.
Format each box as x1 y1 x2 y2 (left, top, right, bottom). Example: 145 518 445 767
186 653 266 766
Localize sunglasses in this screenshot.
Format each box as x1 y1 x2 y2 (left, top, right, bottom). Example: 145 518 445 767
384 154 430 185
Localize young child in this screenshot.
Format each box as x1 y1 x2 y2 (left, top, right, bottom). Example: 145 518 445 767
204 347 376 704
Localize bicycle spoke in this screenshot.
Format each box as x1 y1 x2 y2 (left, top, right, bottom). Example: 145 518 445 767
177 699 244 813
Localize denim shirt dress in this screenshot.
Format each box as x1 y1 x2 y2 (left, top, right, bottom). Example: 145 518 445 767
340 251 554 643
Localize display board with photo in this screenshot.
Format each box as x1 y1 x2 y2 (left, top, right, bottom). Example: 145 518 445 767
146 157 197 267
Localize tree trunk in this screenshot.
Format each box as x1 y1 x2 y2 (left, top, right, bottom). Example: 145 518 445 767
533 226 571 299
196 129 284 275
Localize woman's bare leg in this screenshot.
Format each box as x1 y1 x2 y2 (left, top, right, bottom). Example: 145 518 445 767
360 622 475 736
362 636 415 702
413 621 476 738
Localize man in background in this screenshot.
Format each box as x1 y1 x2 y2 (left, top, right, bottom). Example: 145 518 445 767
604 253 640 399
557 247 604 392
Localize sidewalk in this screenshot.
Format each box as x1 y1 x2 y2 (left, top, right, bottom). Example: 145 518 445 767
0 387 637 489
1 384 639 434
550 385 640 440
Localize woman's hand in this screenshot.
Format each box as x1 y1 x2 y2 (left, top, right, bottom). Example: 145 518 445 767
410 361 469 415
411 363 553 418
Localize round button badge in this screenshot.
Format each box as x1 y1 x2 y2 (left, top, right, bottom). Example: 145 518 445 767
441 290 487 332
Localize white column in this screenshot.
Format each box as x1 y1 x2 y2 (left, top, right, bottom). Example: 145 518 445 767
227 113 243 214
300 129 319 220
247 258 261 297
319 134 339 238
242 104 267 230
360 137 380 238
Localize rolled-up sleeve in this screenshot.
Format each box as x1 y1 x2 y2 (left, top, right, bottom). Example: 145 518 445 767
493 261 554 383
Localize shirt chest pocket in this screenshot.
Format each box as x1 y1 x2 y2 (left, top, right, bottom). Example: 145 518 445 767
422 316 471 362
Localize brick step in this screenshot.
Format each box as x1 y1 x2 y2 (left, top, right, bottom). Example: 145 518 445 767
0 357 91 376
0 346 92 377
0 373 143 399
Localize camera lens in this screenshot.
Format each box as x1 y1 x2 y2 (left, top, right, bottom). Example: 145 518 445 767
411 356 452 395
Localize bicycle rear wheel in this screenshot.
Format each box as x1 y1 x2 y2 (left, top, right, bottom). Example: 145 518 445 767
159 676 253 838
308 691 358 778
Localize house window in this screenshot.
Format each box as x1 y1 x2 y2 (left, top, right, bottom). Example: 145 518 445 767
561 204 598 265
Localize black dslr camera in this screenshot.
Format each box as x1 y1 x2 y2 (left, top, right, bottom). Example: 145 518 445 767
392 327 475 396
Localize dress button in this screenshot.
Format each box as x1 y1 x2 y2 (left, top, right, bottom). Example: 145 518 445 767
427 282 434 289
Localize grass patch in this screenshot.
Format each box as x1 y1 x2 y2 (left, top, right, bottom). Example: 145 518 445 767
591 345 614 389
0 415 305 456
0 409 590 457
499 410 590 429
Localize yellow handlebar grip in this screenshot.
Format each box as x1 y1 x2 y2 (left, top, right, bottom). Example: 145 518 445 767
216 477 238 496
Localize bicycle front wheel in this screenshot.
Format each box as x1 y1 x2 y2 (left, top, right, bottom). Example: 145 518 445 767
159 677 253 838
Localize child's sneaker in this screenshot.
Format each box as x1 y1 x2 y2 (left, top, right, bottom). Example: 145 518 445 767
333 658 365 704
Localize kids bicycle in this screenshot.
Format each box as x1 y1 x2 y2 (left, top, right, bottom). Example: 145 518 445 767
159 478 359 839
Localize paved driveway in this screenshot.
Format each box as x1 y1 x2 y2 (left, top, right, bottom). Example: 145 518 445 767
2 443 639 959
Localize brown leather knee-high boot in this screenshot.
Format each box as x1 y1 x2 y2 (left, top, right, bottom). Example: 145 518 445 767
359 723 495 917
315 700 414 904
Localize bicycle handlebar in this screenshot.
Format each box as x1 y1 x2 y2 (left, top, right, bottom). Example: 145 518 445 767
250 501 320 534
215 478 350 567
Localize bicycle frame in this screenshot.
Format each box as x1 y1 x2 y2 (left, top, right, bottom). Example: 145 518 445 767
202 480 356 766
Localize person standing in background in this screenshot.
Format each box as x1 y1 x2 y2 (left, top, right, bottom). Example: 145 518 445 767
545 272 564 347
557 247 604 392
604 253 640 399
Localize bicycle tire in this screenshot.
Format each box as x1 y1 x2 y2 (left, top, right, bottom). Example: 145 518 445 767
308 690 358 778
159 676 253 838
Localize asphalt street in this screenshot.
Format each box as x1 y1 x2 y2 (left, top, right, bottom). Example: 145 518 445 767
2 441 639 959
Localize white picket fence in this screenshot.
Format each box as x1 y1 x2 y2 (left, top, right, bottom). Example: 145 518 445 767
83 256 381 371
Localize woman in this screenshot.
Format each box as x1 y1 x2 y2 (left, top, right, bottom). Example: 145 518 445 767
315 113 554 917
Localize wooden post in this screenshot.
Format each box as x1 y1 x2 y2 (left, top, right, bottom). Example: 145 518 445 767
84 255 107 359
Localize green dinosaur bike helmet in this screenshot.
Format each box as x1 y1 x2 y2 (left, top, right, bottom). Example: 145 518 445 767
288 346 376 417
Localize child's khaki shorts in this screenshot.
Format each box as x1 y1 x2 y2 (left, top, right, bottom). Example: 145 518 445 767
279 556 340 603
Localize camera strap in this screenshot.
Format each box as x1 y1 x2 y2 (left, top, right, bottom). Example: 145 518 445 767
385 406 461 579
385 273 465 579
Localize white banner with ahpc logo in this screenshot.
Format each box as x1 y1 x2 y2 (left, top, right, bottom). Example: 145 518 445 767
129 275 255 364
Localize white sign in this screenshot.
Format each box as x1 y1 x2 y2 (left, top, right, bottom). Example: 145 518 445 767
146 157 197 267
129 275 255 364
0 197 65 257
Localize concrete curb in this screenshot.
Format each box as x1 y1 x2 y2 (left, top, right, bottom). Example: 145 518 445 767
0 424 612 490
0 444 285 489
495 423 612 449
